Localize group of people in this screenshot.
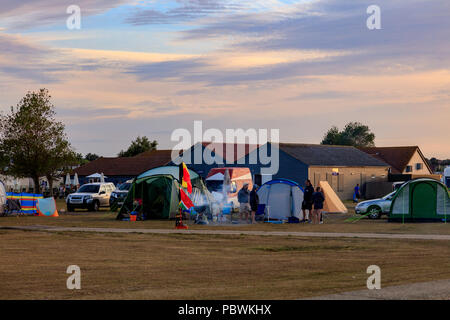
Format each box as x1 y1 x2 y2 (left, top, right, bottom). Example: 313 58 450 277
237 182 259 224
301 180 325 224
236 179 326 224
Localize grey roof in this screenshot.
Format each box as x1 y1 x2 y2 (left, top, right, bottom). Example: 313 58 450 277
278 143 390 167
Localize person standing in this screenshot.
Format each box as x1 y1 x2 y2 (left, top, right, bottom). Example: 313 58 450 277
238 183 251 223
312 187 325 224
353 184 361 203
250 184 259 224
302 180 314 222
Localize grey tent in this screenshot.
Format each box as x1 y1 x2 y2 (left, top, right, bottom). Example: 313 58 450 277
257 179 304 220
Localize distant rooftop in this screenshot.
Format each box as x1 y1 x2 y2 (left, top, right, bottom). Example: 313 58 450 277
359 146 431 174
74 150 173 176
278 143 390 167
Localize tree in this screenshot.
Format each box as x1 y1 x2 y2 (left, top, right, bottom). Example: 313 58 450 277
85 153 99 162
0 89 76 194
321 122 375 147
118 136 158 157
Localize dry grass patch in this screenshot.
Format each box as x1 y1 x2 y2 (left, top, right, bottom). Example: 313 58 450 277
1 229 449 300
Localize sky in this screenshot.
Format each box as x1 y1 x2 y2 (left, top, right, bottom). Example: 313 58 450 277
0 0 449 158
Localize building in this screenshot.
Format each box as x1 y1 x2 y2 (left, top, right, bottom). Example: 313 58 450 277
73 150 173 185
172 142 390 200
358 146 438 180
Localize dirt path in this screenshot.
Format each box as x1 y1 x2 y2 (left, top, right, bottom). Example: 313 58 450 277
2 225 450 240
306 279 450 300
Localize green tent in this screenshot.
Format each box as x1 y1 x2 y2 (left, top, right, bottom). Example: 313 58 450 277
117 166 213 220
389 178 450 222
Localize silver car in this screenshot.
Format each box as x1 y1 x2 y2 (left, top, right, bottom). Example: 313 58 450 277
355 191 396 219
66 183 115 212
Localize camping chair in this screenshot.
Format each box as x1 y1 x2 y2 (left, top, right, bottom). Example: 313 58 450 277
6 198 21 215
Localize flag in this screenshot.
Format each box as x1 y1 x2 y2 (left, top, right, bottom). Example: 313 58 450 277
179 188 194 211
180 162 192 194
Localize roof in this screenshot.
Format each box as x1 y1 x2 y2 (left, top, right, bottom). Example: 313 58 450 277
277 143 389 167
74 150 173 177
358 146 431 174
134 150 174 158
206 167 252 179
202 142 259 163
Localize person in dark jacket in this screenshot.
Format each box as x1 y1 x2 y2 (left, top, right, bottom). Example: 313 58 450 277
238 183 251 222
249 184 259 224
302 180 314 222
312 187 325 224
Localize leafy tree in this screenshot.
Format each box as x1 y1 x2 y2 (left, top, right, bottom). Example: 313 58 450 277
0 89 76 194
118 136 158 157
85 153 99 162
321 122 375 147
320 126 341 145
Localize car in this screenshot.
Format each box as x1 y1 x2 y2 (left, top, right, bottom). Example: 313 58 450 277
66 182 115 212
355 191 396 219
109 180 133 210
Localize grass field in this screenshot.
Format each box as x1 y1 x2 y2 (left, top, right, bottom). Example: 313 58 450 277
1 199 449 235
1 200 449 299
1 229 450 299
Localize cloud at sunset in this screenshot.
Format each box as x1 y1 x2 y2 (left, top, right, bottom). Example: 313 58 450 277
0 0 448 158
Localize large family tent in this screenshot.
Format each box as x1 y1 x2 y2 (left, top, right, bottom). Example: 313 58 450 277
319 181 348 214
389 178 450 222
37 198 59 217
6 193 43 215
0 181 6 215
257 179 304 220
117 166 213 220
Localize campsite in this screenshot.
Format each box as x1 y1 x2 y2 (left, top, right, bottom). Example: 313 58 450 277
1 139 449 301
0 0 449 305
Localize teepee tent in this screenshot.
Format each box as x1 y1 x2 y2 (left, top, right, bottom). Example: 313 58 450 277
257 179 304 220
389 178 450 222
319 181 348 213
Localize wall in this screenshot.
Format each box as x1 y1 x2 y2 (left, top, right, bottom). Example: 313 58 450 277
403 150 432 174
308 166 390 200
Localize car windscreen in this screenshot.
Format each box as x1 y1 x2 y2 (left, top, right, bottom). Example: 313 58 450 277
77 185 100 193
118 183 131 191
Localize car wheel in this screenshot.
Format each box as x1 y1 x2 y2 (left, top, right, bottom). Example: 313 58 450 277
67 205 73 212
368 206 381 219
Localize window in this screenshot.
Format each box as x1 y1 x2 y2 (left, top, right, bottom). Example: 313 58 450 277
416 163 423 170
405 165 412 173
